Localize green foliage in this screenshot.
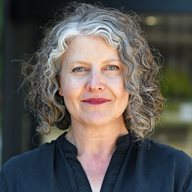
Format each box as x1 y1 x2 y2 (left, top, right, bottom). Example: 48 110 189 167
161 68 192 100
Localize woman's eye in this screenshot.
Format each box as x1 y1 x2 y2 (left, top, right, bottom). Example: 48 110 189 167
72 67 88 73
105 65 120 71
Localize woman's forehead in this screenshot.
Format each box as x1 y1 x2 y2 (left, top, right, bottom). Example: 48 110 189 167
61 35 120 63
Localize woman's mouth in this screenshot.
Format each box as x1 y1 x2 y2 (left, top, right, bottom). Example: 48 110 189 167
81 98 111 105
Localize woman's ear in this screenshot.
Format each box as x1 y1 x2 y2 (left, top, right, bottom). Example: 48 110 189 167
58 88 63 96
56 74 63 96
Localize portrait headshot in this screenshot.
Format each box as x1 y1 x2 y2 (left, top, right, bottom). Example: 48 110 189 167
0 1 192 192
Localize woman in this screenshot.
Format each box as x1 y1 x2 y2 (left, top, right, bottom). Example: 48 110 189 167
0 3 191 192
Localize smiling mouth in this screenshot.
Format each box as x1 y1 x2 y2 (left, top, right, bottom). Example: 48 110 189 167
81 98 111 105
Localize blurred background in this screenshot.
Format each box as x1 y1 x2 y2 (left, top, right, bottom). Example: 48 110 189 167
0 0 192 166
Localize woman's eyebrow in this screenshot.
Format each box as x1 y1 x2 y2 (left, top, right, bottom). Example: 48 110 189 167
104 59 121 62
102 59 122 64
69 59 122 64
69 61 90 65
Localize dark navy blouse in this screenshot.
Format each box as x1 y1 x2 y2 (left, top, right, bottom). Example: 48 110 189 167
0 133 192 192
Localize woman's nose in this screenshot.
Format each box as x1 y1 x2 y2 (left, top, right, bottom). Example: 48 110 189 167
85 71 105 91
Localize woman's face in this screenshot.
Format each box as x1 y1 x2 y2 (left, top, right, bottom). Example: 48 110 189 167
59 35 129 127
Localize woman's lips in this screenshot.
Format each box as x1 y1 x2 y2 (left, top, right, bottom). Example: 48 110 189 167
81 98 111 105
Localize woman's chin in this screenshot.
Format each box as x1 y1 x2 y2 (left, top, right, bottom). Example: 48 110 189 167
79 114 121 128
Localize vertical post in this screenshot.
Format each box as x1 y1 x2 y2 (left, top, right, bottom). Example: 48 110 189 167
2 0 38 163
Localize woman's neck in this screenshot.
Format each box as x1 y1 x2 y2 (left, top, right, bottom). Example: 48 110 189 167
65 121 128 158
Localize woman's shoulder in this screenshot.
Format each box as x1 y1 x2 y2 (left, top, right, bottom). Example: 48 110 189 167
0 139 60 192
131 137 192 191
1 139 57 175
0 134 69 191
136 137 192 174
147 138 191 161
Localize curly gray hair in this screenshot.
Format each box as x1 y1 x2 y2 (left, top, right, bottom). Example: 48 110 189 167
22 3 164 139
